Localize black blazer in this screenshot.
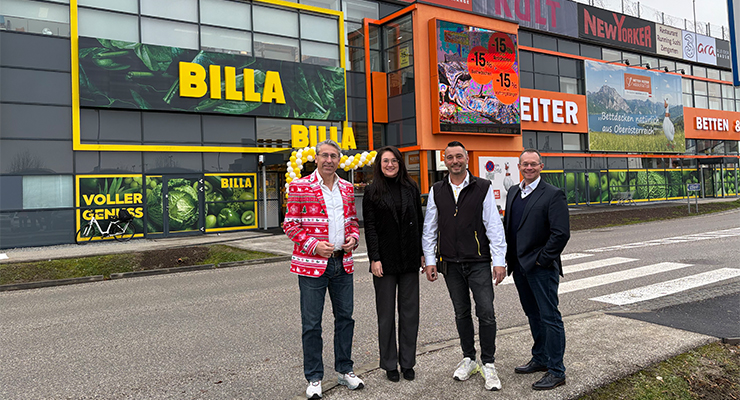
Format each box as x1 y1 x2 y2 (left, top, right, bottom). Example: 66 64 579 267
363 182 424 275
504 180 570 276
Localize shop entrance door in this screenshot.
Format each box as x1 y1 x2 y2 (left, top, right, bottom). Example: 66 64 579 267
701 167 716 198
161 175 204 236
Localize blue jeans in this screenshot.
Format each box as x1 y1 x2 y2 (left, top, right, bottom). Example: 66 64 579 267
298 257 355 382
443 261 497 364
512 265 566 378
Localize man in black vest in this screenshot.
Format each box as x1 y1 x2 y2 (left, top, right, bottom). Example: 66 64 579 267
504 148 570 391
422 141 507 391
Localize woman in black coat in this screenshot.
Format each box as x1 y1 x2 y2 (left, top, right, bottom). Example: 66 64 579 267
363 146 424 382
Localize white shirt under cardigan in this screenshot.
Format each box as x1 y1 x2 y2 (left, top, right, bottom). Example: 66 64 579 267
317 172 345 251
422 171 507 268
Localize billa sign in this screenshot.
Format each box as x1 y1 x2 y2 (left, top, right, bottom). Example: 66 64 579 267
578 4 655 53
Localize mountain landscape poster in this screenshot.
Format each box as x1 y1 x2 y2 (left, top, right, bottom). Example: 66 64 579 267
584 60 684 153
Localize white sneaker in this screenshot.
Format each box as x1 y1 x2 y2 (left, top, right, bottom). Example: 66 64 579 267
482 363 502 391
337 371 364 390
453 357 479 381
306 380 322 399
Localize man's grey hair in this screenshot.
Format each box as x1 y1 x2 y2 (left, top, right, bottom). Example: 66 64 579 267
520 148 543 164
316 139 341 154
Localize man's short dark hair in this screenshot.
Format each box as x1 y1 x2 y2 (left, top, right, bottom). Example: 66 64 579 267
447 141 466 151
520 148 542 163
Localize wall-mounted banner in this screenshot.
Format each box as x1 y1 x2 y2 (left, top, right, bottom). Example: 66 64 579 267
433 20 520 134
78 37 346 121
204 174 258 232
520 89 587 133
478 156 520 212
656 24 682 59
683 107 740 141
716 39 732 69
584 60 684 153
76 175 146 239
578 4 655 53
681 31 726 66
472 0 578 38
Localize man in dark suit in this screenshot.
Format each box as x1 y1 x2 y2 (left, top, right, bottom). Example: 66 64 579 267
504 148 570 391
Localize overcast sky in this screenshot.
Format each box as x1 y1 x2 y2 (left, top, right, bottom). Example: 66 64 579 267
629 0 729 28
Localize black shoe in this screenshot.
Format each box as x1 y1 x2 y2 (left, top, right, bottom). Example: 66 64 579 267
386 369 400 382
532 372 566 390
401 368 415 381
515 360 548 374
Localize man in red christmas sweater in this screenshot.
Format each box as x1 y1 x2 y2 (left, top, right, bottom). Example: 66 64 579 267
284 139 363 399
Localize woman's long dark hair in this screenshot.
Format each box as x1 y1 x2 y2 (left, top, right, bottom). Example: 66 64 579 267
369 146 418 203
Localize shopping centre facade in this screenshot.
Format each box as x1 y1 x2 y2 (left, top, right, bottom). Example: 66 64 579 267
0 0 738 248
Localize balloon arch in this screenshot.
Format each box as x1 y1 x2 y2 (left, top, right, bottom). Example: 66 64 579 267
284 147 377 196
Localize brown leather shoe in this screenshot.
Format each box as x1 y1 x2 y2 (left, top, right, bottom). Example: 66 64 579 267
514 360 548 374
532 372 566 390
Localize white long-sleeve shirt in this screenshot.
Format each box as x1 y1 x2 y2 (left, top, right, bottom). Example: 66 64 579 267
422 172 507 267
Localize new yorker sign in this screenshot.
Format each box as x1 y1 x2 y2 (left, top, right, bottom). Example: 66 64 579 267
578 4 655 53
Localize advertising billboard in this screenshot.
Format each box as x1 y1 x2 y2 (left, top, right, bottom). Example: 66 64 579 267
656 24 682 59
472 0 578 38
432 20 520 134
478 156 520 212
578 4 655 53
78 37 346 121
584 60 684 153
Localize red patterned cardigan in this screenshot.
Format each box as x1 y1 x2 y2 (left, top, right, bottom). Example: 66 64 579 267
284 171 360 277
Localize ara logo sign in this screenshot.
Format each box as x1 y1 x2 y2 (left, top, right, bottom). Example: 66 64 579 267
682 30 717 66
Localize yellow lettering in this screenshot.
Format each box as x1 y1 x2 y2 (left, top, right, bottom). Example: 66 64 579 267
224 66 242 101
309 126 318 147
82 209 93 220
341 127 357 150
124 193 133 204
105 209 117 220
222 178 229 188
179 62 207 98
262 71 286 104
94 194 106 206
95 209 106 220
133 193 143 204
318 126 327 142
244 178 252 188
134 207 144 218
82 194 95 206
209 65 221 99
291 125 309 148
330 126 339 143
243 68 261 102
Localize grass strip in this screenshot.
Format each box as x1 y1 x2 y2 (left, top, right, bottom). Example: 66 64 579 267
578 342 740 400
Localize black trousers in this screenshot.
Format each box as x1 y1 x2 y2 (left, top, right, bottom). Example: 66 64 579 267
373 271 420 371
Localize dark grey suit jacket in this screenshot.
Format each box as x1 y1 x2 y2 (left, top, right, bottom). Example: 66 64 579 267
504 180 570 276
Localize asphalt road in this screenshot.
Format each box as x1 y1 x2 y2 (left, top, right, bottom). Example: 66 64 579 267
1 209 739 399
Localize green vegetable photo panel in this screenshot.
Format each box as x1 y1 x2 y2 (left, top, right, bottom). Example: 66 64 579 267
78 37 346 121
205 174 257 231
76 175 146 239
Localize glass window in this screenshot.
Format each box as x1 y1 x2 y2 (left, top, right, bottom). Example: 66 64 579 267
75 151 143 173
737 100 740 111
721 70 733 82
640 55 658 69
559 77 578 94
141 18 198 49
519 51 533 72
301 41 339 66
519 31 532 47
386 43 413 71
563 157 586 169
0 176 23 211
621 52 639 66
534 74 559 92
301 14 338 44
676 61 691 74
253 34 299 62
80 0 137 13
722 84 734 99
682 78 693 94
302 0 340 10
201 26 252 55
387 67 414 97
558 57 579 78
0 0 70 36
692 66 707 78
533 53 557 74
532 33 557 51
557 39 579 55
383 15 412 49
736 87 740 98
1 104 72 140
601 48 621 62
204 153 257 172
580 44 601 59
141 0 197 22
0 140 74 174
693 80 708 96
520 71 534 89
347 46 364 71
144 152 203 173
200 0 250 30
256 118 297 148
522 131 536 148
707 68 720 80
203 115 256 145
537 132 562 151
80 109 142 143
369 25 380 50
79 8 138 42
562 133 581 151
708 82 721 97
22 175 73 209
342 0 378 23
683 93 693 107
659 59 676 71
694 95 708 108
143 113 201 143
542 157 563 170
708 97 721 110
346 21 363 47
0 209 75 248
253 5 298 37
722 98 735 111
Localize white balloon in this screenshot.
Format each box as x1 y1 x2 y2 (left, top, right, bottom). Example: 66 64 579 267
296 158 303 165
307 155 314 162
339 163 346 168
289 172 296 178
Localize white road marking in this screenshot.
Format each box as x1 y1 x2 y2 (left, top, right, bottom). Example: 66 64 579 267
559 262 693 294
561 253 594 261
590 268 740 305
586 228 740 253
564 257 638 274
0 253 7 260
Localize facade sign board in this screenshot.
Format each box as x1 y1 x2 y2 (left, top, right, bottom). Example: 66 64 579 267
472 0 578 38
478 156 520 211
520 89 587 133
78 37 346 121
683 107 740 141
715 39 732 69
681 31 723 66
656 24 682 59
682 30 697 61
695 34 717 66
584 60 684 153
432 19 520 135
578 4 655 53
